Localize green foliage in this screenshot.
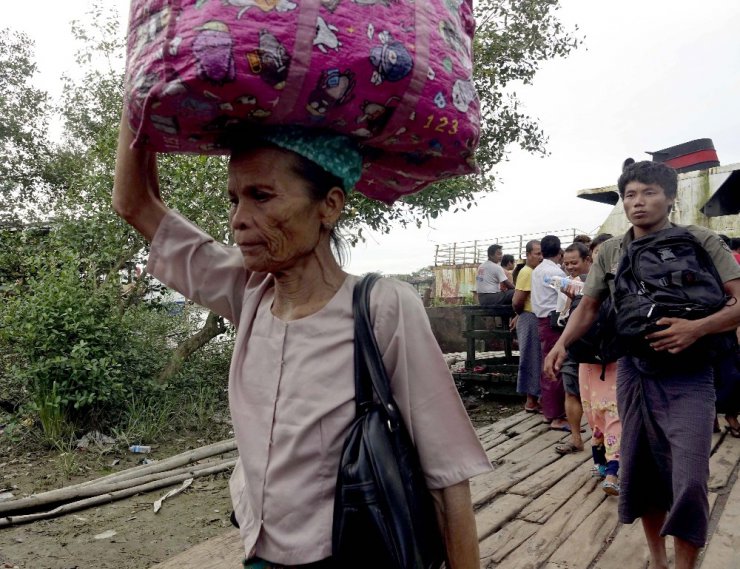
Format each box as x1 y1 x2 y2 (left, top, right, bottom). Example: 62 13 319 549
0 246 177 441
0 28 51 224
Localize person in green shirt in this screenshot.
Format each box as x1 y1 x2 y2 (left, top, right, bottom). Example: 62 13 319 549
544 160 740 569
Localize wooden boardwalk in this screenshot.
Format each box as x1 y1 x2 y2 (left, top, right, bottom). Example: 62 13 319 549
152 411 740 569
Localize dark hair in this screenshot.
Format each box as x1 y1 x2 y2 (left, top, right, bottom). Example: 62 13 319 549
501 254 515 268
731 237 740 252
229 139 349 265
540 235 561 259
564 242 590 259
525 239 540 254
487 244 502 258
589 233 613 252
617 160 678 199
573 234 592 245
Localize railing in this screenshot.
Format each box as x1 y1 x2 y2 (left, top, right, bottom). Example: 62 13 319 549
434 228 592 266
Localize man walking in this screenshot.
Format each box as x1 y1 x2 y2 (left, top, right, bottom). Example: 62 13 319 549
531 235 568 430
545 161 740 569
555 241 592 453
512 240 543 412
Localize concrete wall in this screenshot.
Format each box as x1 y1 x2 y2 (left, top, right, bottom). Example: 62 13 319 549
425 305 466 353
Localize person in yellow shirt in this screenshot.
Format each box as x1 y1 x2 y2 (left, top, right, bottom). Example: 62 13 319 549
512 240 543 412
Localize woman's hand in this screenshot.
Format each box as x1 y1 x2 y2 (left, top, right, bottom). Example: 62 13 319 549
112 111 169 241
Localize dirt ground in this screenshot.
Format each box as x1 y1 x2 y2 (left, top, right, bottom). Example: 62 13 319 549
0 394 518 569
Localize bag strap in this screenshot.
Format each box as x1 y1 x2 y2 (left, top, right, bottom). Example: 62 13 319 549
352 274 403 429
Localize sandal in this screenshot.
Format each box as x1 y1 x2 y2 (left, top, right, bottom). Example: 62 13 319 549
554 442 583 455
726 425 740 438
602 480 620 496
524 404 541 413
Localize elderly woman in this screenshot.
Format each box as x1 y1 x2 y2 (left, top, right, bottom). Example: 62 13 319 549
113 115 491 569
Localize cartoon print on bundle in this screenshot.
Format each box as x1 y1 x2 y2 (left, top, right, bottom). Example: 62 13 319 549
352 0 398 6
193 22 236 85
247 30 292 89
369 31 413 85
131 7 171 63
150 115 179 135
314 16 342 53
225 0 298 19
306 69 356 119
444 0 464 10
452 79 475 112
438 20 466 53
353 96 399 137
321 0 343 12
129 65 158 102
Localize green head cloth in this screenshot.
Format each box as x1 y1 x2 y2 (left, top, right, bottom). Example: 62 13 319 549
261 126 363 193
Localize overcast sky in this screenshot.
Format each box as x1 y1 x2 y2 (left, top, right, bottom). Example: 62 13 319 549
5 1 740 275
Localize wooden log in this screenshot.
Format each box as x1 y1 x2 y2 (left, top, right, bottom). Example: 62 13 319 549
0 459 236 527
518 462 594 524
476 493 531 541
495 478 604 569
150 528 244 569
479 519 540 567
76 439 238 488
472 433 572 507
543 496 620 568
486 423 559 464
700 485 740 568
489 411 533 434
0 457 236 516
508 436 592 498
708 433 740 491
481 432 510 451
592 522 650 569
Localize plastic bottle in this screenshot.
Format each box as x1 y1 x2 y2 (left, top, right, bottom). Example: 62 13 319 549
129 445 152 454
543 275 585 294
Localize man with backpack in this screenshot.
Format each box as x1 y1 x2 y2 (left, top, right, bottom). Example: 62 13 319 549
544 160 740 569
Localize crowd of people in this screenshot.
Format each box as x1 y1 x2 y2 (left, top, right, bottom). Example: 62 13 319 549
476 160 740 569
479 232 623 494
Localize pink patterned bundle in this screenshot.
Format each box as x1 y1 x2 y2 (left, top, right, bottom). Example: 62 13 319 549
124 0 479 203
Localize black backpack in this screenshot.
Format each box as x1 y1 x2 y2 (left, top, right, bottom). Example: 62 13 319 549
566 294 622 375
612 226 731 362
332 274 444 569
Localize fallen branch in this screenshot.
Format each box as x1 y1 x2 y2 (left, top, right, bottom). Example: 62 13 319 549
77 438 237 489
0 457 236 517
0 459 237 527
0 438 237 516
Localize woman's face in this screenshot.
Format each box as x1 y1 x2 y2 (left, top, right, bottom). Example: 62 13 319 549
227 147 335 273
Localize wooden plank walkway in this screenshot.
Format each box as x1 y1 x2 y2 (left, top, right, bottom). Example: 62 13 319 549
151 412 740 569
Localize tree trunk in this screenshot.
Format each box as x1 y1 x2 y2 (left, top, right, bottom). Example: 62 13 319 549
157 310 227 383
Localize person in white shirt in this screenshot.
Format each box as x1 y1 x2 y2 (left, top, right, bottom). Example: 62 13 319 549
531 235 568 430
476 244 515 306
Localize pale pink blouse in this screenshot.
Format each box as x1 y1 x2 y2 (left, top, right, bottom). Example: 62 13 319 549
148 211 492 565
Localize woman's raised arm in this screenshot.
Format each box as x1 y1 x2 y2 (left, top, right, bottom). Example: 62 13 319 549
112 112 169 241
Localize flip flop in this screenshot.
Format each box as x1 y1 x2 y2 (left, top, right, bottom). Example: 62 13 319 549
554 442 583 455
726 425 740 438
524 405 541 413
602 480 620 496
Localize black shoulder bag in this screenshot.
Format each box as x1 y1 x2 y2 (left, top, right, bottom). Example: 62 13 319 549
332 274 445 569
